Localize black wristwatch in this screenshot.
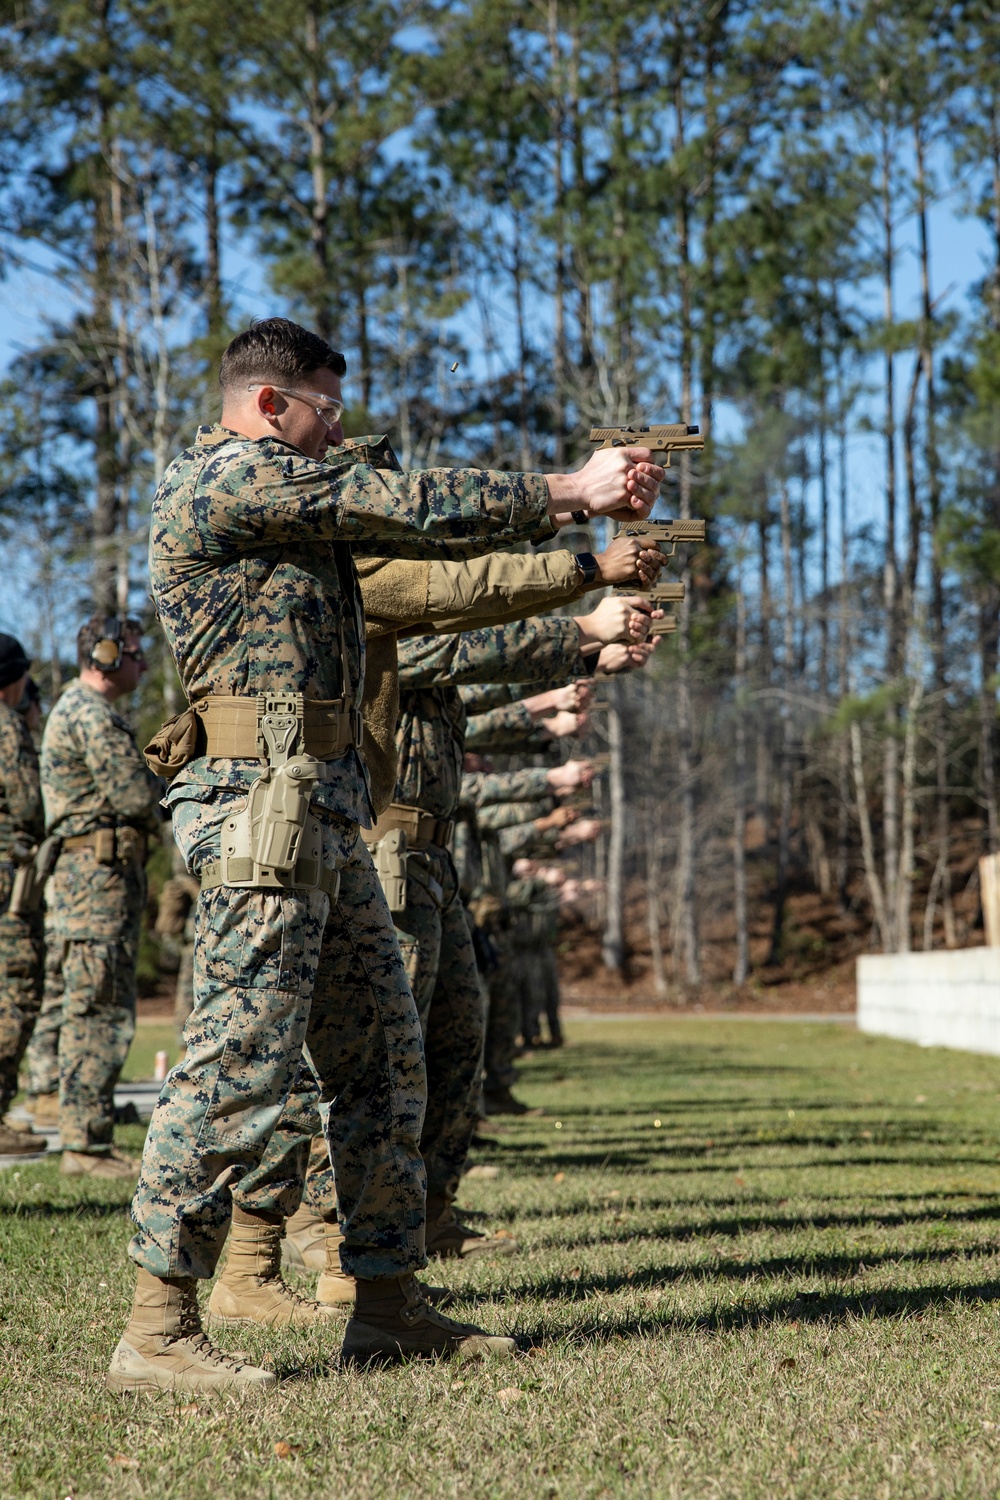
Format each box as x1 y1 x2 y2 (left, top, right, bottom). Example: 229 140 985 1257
575 551 600 586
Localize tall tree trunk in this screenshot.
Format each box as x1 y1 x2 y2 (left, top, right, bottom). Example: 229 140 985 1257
835 314 851 908
645 794 668 999
602 679 626 972
512 213 531 471
733 556 749 985
818 360 830 699
755 494 774 821
915 127 954 947
305 1 331 341
91 21 119 617
979 92 1000 852
673 47 699 987
880 123 900 949
204 148 223 339
768 475 795 963
851 719 889 945
567 16 592 373
896 676 923 952
547 0 567 465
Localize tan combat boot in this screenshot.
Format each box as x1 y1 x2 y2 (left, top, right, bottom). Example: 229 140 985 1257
0 1120 47 1154
317 1218 456 1310
61 1147 139 1180
425 1190 518 1260
207 1206 341 1328
26 1093 59 1126
341 1273 516 1368
281 1202 327 1272
107 1268 275 1393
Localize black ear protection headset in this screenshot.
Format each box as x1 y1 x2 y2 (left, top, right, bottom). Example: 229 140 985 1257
90 617 126 674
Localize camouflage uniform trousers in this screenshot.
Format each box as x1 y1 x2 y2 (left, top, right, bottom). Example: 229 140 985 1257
0 862 44 1117
128 790 428 1283
24 920 64 1101
173 925 195 1048
47 848 145 1153
483 923 521 1093
241 841 485 1220
521 910 562 1046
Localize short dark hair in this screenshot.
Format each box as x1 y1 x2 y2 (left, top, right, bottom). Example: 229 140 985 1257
77 614 142 671
219 317 347 393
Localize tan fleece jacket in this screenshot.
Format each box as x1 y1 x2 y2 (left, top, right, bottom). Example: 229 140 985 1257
357 551 586 815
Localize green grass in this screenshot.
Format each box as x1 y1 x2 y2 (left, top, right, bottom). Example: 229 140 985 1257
119 1021 177 1083
5 1019 1000 1498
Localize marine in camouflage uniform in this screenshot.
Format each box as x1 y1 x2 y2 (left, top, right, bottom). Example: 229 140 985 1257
0 634 47 1155
108 319 661 1390
131 443 553 1278
257 565 596 1279
41 623 163 1174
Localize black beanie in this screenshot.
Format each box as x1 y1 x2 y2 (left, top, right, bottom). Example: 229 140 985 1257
0 634 30 689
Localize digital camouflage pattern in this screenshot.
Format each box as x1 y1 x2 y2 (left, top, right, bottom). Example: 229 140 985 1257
24 923 63 1101
477 798 552 833
150 426 550 828
240 836 483 1217
390 844 484 1199
130 793 427 1282
498 818 563 859
40 681 163 843
0 700 43 854
463 700 540 753
507 875 562 1046
394 618 586 822
0 701 44 1115
135 427 555 1277
41 681 162 1151
247 619 591 1221
155 864 199 1043
462 766 552 810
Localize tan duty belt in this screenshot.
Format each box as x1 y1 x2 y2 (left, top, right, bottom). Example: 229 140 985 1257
62 828 148 863
363 802 455 851
192 695 362 760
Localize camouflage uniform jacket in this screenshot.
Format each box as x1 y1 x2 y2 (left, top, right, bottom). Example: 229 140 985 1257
460 683 533 714
464 701 555 755
461 767 552 810
150 425 551 827
40 681 163 840
394 620 588 822
478 797 553 833
0 701 42 855
498 819 561 859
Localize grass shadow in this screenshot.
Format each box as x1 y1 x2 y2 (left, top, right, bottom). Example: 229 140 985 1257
517 1275 1000 1349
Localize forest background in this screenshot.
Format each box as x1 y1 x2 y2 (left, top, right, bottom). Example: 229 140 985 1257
1 0 999 1008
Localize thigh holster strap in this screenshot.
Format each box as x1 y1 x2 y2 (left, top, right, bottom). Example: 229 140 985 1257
199 857 340 901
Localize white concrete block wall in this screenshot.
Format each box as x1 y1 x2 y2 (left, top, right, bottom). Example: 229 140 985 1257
857 948 1000 1056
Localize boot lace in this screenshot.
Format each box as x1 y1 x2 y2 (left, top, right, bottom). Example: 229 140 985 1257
399 1276 472 1334
166 1300 254 1371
